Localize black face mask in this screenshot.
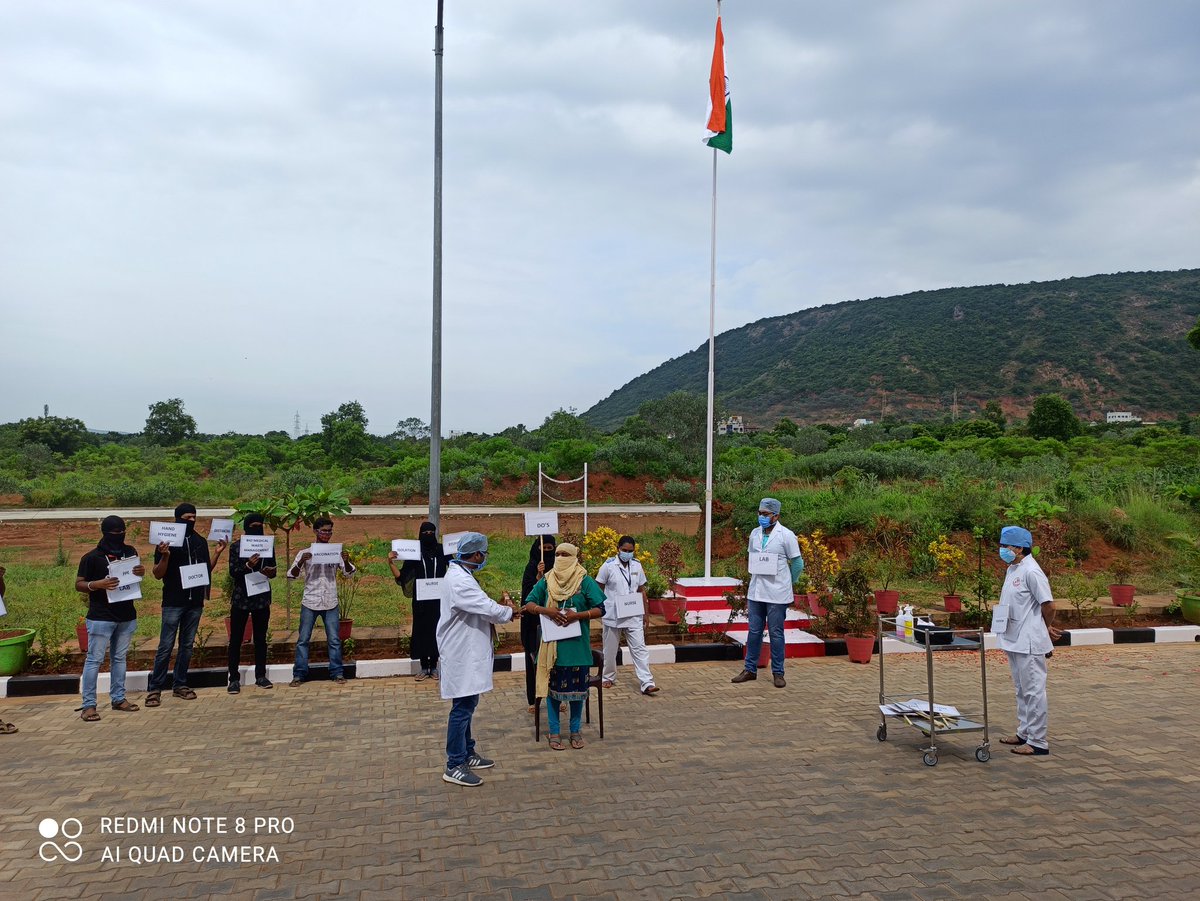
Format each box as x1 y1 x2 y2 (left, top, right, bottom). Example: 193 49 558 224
244 517 265 536
99 531 126 555
179 518 196 536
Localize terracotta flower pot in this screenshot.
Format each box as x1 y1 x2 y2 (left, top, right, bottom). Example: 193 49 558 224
339 618 353 641
943 594 962 613
224 616 253 645
806 593 827 618
647 598 664 616
1108 584 1135 607
873 589 899 615
845 635 875 664
660 598 686 625
76 623 89 653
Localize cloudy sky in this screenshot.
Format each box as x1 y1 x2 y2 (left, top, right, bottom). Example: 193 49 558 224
2 1 1197 436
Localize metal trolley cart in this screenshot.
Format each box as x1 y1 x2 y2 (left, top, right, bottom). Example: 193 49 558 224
876 615 991 766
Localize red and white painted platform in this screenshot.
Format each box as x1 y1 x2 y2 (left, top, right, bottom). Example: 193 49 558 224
673 576 828 661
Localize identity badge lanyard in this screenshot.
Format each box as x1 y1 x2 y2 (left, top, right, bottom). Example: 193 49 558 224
619 564 633 593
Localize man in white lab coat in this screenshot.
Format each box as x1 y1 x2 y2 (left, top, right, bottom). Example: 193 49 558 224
993 525 1063 757
436 532 515 786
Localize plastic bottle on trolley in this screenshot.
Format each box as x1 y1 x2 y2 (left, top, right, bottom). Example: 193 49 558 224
896 605 912 639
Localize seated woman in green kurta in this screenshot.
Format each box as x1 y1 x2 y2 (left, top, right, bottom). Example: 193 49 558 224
522 542 606 750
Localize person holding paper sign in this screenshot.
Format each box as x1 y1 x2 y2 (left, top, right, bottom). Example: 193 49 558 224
0 566 15 733
226 513 277 694
519 535 557 710
732 498 803 689
994 525 1063 757
74 516 146 722
596 535 659 696
287 517 354 687
436 533 515 787
387 521 447 681
146 503 226 706
522 543 606 750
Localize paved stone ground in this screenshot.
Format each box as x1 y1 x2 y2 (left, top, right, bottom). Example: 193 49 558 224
1 644 1197 901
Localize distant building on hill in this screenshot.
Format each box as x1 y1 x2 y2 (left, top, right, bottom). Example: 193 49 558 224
1106 411 1140 425
717 415 745 435
852 418 875 429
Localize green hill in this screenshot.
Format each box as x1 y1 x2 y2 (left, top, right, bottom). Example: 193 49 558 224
583 269 1200 430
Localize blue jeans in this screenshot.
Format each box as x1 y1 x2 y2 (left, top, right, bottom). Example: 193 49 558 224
546 699 583 735
293 605 342 681
81 619 137 709
148 605 203 692
744 600 787 675
446 694 479 768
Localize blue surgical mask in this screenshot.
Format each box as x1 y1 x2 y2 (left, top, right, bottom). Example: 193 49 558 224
618 550 634 563
457 554 487 571
758 515 773 528
999 548 1017 564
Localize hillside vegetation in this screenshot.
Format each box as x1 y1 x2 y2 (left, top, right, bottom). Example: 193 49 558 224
583 269 1200 430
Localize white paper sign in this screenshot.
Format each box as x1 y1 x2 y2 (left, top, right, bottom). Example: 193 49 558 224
0 594 6 617
107 557 142 588
179 562 210 589
208 518 234 543
239 534 275 558
150 521 186 547
442 532 467 555
990 604 1009 634
416 578 443 601
613 592 645 618
540 615 582 642
391 539 422 561
106 580 142 604
245 571 271 596
307 543 343 566
524 510 559 536
748 552 779 575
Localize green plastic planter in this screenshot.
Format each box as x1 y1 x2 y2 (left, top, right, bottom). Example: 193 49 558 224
1180 594 1200 626
0 629 37 676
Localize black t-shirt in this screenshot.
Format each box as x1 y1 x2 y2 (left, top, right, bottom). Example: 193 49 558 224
228 538 277 611
77 545 140 623
153 532 212 608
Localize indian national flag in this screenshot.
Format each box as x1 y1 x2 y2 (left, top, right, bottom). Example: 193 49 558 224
703 15 732 153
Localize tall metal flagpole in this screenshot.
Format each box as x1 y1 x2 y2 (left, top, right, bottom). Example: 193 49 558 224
703 0 721 580
704 145 717 579
429 0 445 530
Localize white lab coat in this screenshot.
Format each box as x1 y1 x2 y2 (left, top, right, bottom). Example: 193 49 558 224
995 554 1054 656
436 562 514 700
747 523 802 604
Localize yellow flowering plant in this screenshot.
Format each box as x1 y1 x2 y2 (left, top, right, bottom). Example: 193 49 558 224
580 526 655 578
928 534 967 596
796 530 840 594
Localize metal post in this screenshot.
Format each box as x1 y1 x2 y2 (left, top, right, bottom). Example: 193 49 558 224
703 144 717 580
583 463 589 534
428 0 445 529
537 462 543 510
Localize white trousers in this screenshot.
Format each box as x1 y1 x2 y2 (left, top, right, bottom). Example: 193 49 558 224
1006 650 1049 750
602 622 655 690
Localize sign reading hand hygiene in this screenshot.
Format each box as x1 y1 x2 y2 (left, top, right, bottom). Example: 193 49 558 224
524 510 559 536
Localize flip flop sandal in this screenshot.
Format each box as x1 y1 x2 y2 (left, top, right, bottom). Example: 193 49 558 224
642 685 660 695
80 708 101 722
548 735 566 751
145 692 162 707
0 721 18 734
569 733 585 749
1000 735 1026 745
601 680 615 689
172 687 198 700
1011 744 1050 756
110 700 140 712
